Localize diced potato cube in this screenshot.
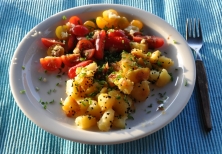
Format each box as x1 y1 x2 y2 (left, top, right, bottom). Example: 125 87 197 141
75 115 97 129
149 70 160 83
79 77 94 91
120 52 138 73
62 96 80 117
85 62 97 72
98 93 116 111
126 67 150 83
130 42 148 53
114 77 134 94
74 98 92 118
136 57 152 69
100 87 108 93
113 114 127 129
130 80 150 102
66 79 74 96
149 50 161 63
155 69 171 87
86 100 102 120
70 81 85 101
110 90 133 115
157 56 174 69
131 48 147 59
75 62 97 77
97 108 115 131
107 72 117 87
84 81 103 97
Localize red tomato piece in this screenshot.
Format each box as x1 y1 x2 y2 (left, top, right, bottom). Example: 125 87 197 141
67 35 77 52
71 25 89 37
68 60 93 78
75 39 94 52
82 48 95 60
40 57 62 71
146 36 164 49
133 32 143 36
69 16 82 25
133 36 164 49
107 29 126 38
41 38 65 48
105 36 131 52
94 30 106 60
61 54 81 67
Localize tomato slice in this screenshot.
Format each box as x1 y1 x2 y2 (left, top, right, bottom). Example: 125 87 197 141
75 39 94 52
40 57 62 71
82 48 95 60
94 30 106 60
61 54 81 67
146 36 164 49
71 25 90 37
67 35 77 52
68 60 93 78
107 29 126 38
133 36 164 49
69 16 82 25
105 36 131 52
41 38 65 48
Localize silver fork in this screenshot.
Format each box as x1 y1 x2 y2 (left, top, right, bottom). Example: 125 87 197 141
186 19 212 132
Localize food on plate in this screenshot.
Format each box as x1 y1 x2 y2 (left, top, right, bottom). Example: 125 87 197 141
39 9 174 131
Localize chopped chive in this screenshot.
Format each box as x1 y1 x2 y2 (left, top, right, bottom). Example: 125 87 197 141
185 79 188 86
127 114 134 120
116 95 121 100
147 104 153 108
157 61 162 66
43 104 47 109
47 89 52 94
169 73 173 81
158 92 166 98
49 100 54 104
157 100 164 104
80 57 86 61
35 87 39 91
22 66 25 70
20 90 26 94
147 111 151 114
147 52 151 57
62 15 67 20
56 75 61 78
38 77 43 81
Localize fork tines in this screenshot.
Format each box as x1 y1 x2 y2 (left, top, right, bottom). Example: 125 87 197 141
186 18 202 39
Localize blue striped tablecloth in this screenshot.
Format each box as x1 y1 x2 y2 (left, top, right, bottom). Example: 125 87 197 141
1 0 222 153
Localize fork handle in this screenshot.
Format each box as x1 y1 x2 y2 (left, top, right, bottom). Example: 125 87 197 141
196 60 212 132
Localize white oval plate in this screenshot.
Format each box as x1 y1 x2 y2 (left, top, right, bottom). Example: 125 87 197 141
9 4 195 145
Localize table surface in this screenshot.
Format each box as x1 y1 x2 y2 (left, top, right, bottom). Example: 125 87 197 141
1 0 222 153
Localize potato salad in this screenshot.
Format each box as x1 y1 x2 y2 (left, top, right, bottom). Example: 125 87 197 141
39 9 174 131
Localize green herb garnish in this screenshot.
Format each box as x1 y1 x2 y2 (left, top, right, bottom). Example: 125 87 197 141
20 90 26 94
62 15 67 20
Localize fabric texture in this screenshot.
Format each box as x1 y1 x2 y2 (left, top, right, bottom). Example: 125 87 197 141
1 0 222 153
